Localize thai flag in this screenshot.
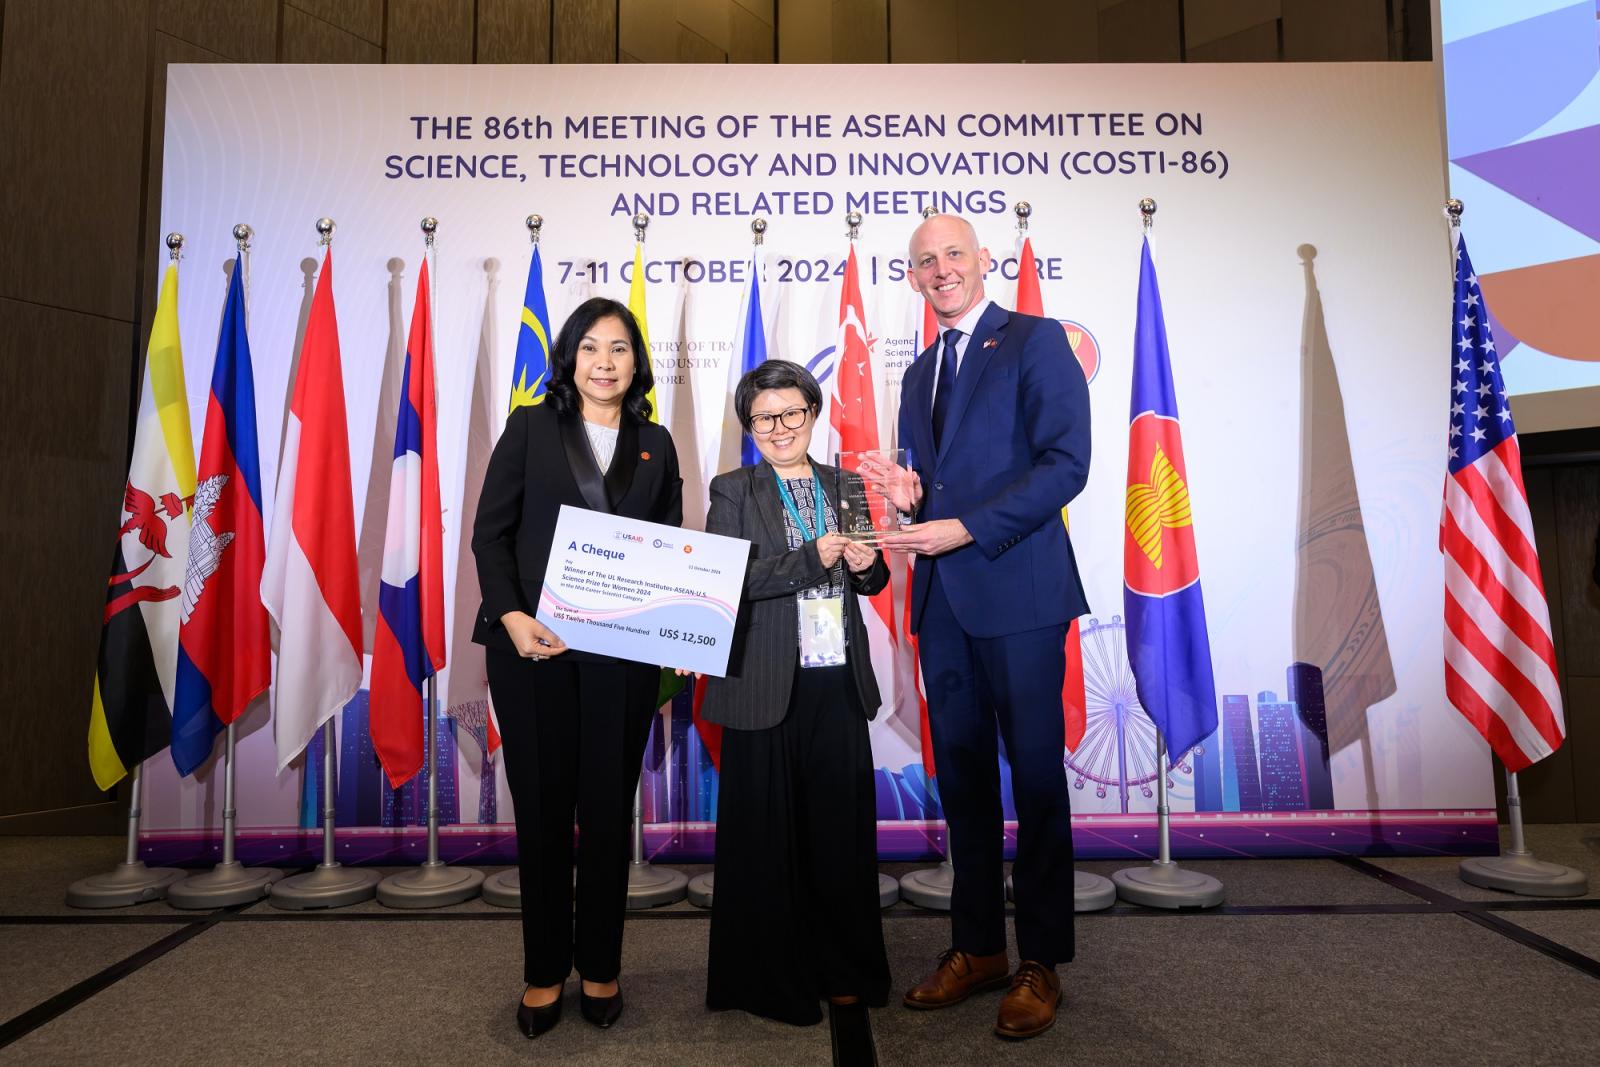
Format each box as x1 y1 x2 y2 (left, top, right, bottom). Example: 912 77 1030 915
171 257 270 776
370 258 446 789
1123 238 1218 757
263 249 364 774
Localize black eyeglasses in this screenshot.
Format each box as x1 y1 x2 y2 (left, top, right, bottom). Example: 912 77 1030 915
749 406 811 435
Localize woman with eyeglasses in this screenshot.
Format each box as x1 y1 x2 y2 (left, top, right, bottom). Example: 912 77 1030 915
471 297 682 1039
699 358 892 1025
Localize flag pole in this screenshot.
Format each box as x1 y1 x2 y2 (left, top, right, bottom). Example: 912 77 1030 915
1001 199 1117 913
65 761 186 907
623 209 688 909
483 214 543 910
1109 197 1224 910
68 231 195 909
169 224 283 909
378 217 484 908
899 206 957 912
268 219 383 910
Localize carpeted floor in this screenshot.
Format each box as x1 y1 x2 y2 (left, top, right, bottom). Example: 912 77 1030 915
2 828 1597 1065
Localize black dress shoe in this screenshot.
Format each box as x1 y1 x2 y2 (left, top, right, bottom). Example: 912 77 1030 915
516 993 562 1038
579 985 624 1028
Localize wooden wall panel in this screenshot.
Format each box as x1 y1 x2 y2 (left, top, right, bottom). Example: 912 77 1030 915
1553 465 1600 676
1097 0 1181 63
1018 0 1098 64
1566 677 1600 822
478 0 552 63
620 0 676 62
282 4 384 61
0 0 151 323
779 0 830 62
729 0 774 62
677 24 727 62
387 0 475 63
1182 0 1277 49
831 0 887 63
0 299 136 819
889 0 956 63
288 0 384 46
158 0 277 60
1282 0 1388 62
553 0 616 62
678 0 732 54
1186 18 1278 62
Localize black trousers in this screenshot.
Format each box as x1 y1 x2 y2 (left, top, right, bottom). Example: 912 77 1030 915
487 649 659 987
918 568 1075 967
706 664 891 1025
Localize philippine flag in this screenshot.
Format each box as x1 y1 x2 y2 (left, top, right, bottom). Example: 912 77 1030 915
369 258 446 788
1123 238 1218 758
171 257 270 776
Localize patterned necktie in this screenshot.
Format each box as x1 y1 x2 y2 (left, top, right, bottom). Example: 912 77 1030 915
931 328 962 449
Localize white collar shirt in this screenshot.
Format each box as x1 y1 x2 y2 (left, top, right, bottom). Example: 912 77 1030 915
931 298 995 408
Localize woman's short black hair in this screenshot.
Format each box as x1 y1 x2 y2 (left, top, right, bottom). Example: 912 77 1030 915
734 359 823 430
546 297 654 423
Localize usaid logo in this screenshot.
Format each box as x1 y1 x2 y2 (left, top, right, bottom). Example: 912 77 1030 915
615 531 644 544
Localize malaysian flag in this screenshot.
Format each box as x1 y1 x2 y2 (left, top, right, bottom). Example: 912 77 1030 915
1440 234 1565 772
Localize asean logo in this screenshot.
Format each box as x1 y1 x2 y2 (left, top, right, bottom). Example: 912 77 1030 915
1057 320 1100 384
1124 413 1199 597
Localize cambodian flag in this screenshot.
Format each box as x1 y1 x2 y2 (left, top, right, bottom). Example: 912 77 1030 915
1123 238 1218 757
369 258 446 788
171 257 270 776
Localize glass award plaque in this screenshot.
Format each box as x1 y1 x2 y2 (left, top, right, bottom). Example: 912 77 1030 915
832 448 909 542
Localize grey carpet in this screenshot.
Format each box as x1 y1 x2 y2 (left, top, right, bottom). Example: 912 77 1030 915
0 926 174 1024
1368 823 1600 902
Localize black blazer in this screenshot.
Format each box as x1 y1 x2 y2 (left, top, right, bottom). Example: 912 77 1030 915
700 461 889 731
470 402 683 660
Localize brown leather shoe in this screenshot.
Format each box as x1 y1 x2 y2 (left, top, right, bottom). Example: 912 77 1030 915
902 948 1010 1010
994 961 1061 1039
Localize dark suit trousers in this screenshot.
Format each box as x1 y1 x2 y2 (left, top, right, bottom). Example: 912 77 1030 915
487 649 659 986
919 568 1075 967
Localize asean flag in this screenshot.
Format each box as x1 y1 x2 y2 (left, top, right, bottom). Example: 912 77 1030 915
370 259 446 788
1123 238 1218 758
171 257 270 776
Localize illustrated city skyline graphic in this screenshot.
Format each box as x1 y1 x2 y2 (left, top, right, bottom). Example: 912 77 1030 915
301 658 1335 830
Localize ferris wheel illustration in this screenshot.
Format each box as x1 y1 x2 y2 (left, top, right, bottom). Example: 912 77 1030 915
1065 615 1197 813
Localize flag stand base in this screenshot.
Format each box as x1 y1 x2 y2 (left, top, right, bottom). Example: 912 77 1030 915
1112 860 1224 910
1007 870 1117 912
876 872 900 908
167 861 282 909
687 871 715 909
377 860 485 908
1459 852 1588 897
482 868 521 908
65 862 185 909
269 863 380 911
626 859 688 909
899 858 954 910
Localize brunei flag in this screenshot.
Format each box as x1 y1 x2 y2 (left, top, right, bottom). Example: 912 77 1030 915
89 260 197 790
1123 238 1218 757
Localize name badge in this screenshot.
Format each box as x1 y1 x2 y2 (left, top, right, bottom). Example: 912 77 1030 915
798 596 846 668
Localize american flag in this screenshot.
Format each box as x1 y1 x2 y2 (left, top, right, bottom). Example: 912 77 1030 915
1440 234 1565 772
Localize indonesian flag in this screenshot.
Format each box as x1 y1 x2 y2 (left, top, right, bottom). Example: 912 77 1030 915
1015 235 1088 752
262 249 363 773
370 259 447 788
827 246 901 717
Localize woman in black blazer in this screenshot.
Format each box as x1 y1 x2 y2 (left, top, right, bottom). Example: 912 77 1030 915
701 359 892 1025
471 297 682 1039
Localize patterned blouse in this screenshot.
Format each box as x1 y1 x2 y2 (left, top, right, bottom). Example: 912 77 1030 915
778 474 850 645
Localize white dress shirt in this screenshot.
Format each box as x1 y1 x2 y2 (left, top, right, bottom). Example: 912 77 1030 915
930 298 995 409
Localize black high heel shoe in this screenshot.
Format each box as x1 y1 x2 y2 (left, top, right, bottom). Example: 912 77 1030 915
516 988 562 1038
579 983 624 1028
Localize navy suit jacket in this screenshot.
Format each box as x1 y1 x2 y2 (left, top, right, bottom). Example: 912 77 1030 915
899 301 1091 638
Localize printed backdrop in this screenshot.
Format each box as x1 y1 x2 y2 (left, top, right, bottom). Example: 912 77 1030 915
140 62 1497 863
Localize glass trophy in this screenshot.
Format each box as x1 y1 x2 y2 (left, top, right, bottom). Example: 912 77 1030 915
832 448 910 542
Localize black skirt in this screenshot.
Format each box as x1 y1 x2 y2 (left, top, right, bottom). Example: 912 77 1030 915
705 663 892 1025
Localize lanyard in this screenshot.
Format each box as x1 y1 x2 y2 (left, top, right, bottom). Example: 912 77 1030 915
774 468 827 542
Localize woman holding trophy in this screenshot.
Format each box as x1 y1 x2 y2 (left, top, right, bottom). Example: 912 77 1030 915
700 359 892 1025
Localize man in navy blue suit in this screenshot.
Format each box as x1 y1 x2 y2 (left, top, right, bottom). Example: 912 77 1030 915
886 213 1090 1040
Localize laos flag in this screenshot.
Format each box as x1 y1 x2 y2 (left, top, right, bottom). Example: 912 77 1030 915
172 256 270 776
1123 238 1218 758
370 258 446 789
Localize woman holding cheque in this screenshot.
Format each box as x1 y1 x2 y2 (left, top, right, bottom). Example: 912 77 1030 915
700 359 893 1025
471 297 682 1039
